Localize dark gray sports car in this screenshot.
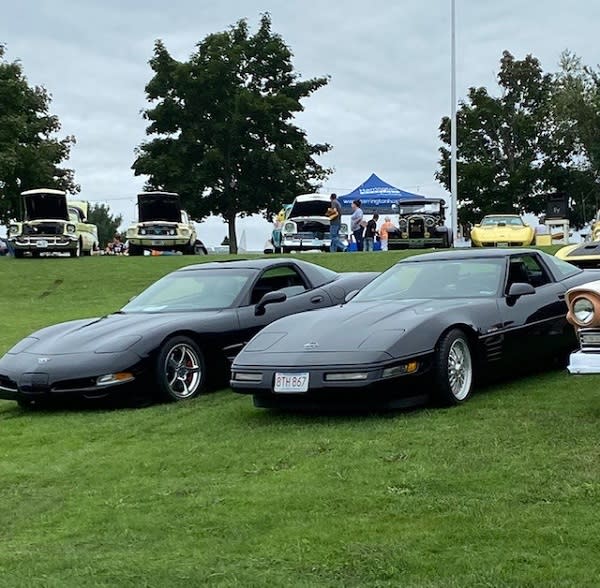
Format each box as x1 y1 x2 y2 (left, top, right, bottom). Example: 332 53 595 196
0 258 376 407
231 249 600 409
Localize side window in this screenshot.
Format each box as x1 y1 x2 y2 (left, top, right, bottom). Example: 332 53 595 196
250 266 309 304
506 254 551 292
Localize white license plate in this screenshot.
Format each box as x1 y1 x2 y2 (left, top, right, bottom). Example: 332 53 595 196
36 240 48 248
274 372 309 393
497 242 509 247
152 240 164 245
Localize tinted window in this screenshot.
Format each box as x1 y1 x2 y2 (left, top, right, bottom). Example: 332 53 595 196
542 252 581 280
352 258 504 301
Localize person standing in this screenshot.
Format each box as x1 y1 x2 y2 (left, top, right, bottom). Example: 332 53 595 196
350 200 364 252
379 216 397 251
328 193 345 252
363 213 379 251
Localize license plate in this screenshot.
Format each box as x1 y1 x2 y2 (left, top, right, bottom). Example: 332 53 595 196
152 240 164 245
497 242 509 247
274 372 309 393
36 240 48 248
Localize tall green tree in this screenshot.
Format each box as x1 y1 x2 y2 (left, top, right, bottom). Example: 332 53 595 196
87 203 123 247
437 51 555 226
0 45 78 225
132 14 331 253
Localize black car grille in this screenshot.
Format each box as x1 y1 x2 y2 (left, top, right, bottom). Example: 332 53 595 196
408 218 425 238
23 223 65 235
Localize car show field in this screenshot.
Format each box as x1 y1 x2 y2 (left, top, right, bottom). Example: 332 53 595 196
1 250 600 586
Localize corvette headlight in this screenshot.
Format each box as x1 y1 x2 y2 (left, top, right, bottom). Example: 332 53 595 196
7 337 39 354
66 224 76 234
573 298 595 325
95 335 142 353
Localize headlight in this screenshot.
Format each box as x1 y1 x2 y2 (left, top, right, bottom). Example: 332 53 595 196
8 224 20 236
283 221 296 233
425 217 435 227
66 224 76 234
140 228 147 235
169 229 176 236
180 228 190 236
573 297 595 324
399 219 408 228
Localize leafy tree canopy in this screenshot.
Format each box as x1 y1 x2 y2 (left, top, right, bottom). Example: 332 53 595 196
87 203 123 247
436 50 600 228
0 45 78 225
132 14 332 252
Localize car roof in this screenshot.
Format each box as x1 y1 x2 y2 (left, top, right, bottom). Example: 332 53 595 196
177 257 320 272
402 248 540 263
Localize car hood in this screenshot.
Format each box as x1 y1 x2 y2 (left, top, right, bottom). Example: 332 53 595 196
23 193 69 221
7 311 226 356
242 298 473 356
138 194 181 223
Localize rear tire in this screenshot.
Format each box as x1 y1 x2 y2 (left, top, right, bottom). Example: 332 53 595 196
433 329 474 406
154 336 206 402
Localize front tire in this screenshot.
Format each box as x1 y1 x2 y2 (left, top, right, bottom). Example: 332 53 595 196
69 240 81 258
154 336 206 402
433 329 474 405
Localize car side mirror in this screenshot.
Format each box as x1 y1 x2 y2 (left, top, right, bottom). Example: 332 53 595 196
507 282 535 298
344 289 359 303
255 290 287 315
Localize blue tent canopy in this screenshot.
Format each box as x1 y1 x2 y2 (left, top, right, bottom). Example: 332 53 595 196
338 173 426 214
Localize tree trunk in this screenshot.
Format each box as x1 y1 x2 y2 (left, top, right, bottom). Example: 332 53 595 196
226 211 238 254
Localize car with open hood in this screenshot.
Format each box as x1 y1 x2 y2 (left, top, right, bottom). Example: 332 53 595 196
126 191 207 256
386 198 452 249
280 193 349 253
231 249 600 410
470 214 535 247
8 189 99 257
0 258 377 408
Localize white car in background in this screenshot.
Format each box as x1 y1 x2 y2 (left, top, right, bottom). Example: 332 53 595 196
280 193 349 253
126 192 207 256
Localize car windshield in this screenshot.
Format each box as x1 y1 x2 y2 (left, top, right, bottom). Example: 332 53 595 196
351 258 505 301
121 269 255 312
481 216 524 226
395 202 442 214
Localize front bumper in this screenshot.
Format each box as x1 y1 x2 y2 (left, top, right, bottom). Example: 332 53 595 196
10 236 77 252
129 237 190 248
0 350 143 402
567 350 600 374
281 235 348 251
231 355 432 407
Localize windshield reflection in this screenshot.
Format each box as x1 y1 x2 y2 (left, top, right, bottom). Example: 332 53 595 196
352 259 505 301
121 269 254 313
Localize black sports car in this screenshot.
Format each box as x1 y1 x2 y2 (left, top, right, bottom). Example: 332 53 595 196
231 249 600 409
0 259 377 407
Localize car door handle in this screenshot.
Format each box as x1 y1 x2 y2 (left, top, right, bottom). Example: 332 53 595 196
311 295 324 303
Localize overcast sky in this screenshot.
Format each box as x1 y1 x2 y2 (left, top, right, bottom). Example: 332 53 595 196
3 0 600 247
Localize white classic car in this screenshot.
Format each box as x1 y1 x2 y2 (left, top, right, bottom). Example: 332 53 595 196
8 189 99 258
126 192 207 256
280 193 349 253
566 280 600 374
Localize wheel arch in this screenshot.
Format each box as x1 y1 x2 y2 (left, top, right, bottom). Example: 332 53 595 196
435 323 482 366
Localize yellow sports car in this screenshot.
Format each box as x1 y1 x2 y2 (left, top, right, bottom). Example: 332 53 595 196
555 210 600 268
470 215 535 247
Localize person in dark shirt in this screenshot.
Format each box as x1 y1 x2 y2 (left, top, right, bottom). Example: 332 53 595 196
363 213 379 251
328 193 346 252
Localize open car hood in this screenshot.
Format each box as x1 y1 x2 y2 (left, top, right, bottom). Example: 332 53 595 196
138 192 182 223
288 199 331 219
23 191 69 221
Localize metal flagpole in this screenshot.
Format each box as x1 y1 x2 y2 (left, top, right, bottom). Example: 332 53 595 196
450 0 458 245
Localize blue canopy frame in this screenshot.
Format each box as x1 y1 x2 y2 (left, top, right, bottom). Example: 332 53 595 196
338 173 426 214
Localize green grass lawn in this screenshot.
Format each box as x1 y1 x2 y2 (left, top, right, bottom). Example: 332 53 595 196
1 249 599 587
